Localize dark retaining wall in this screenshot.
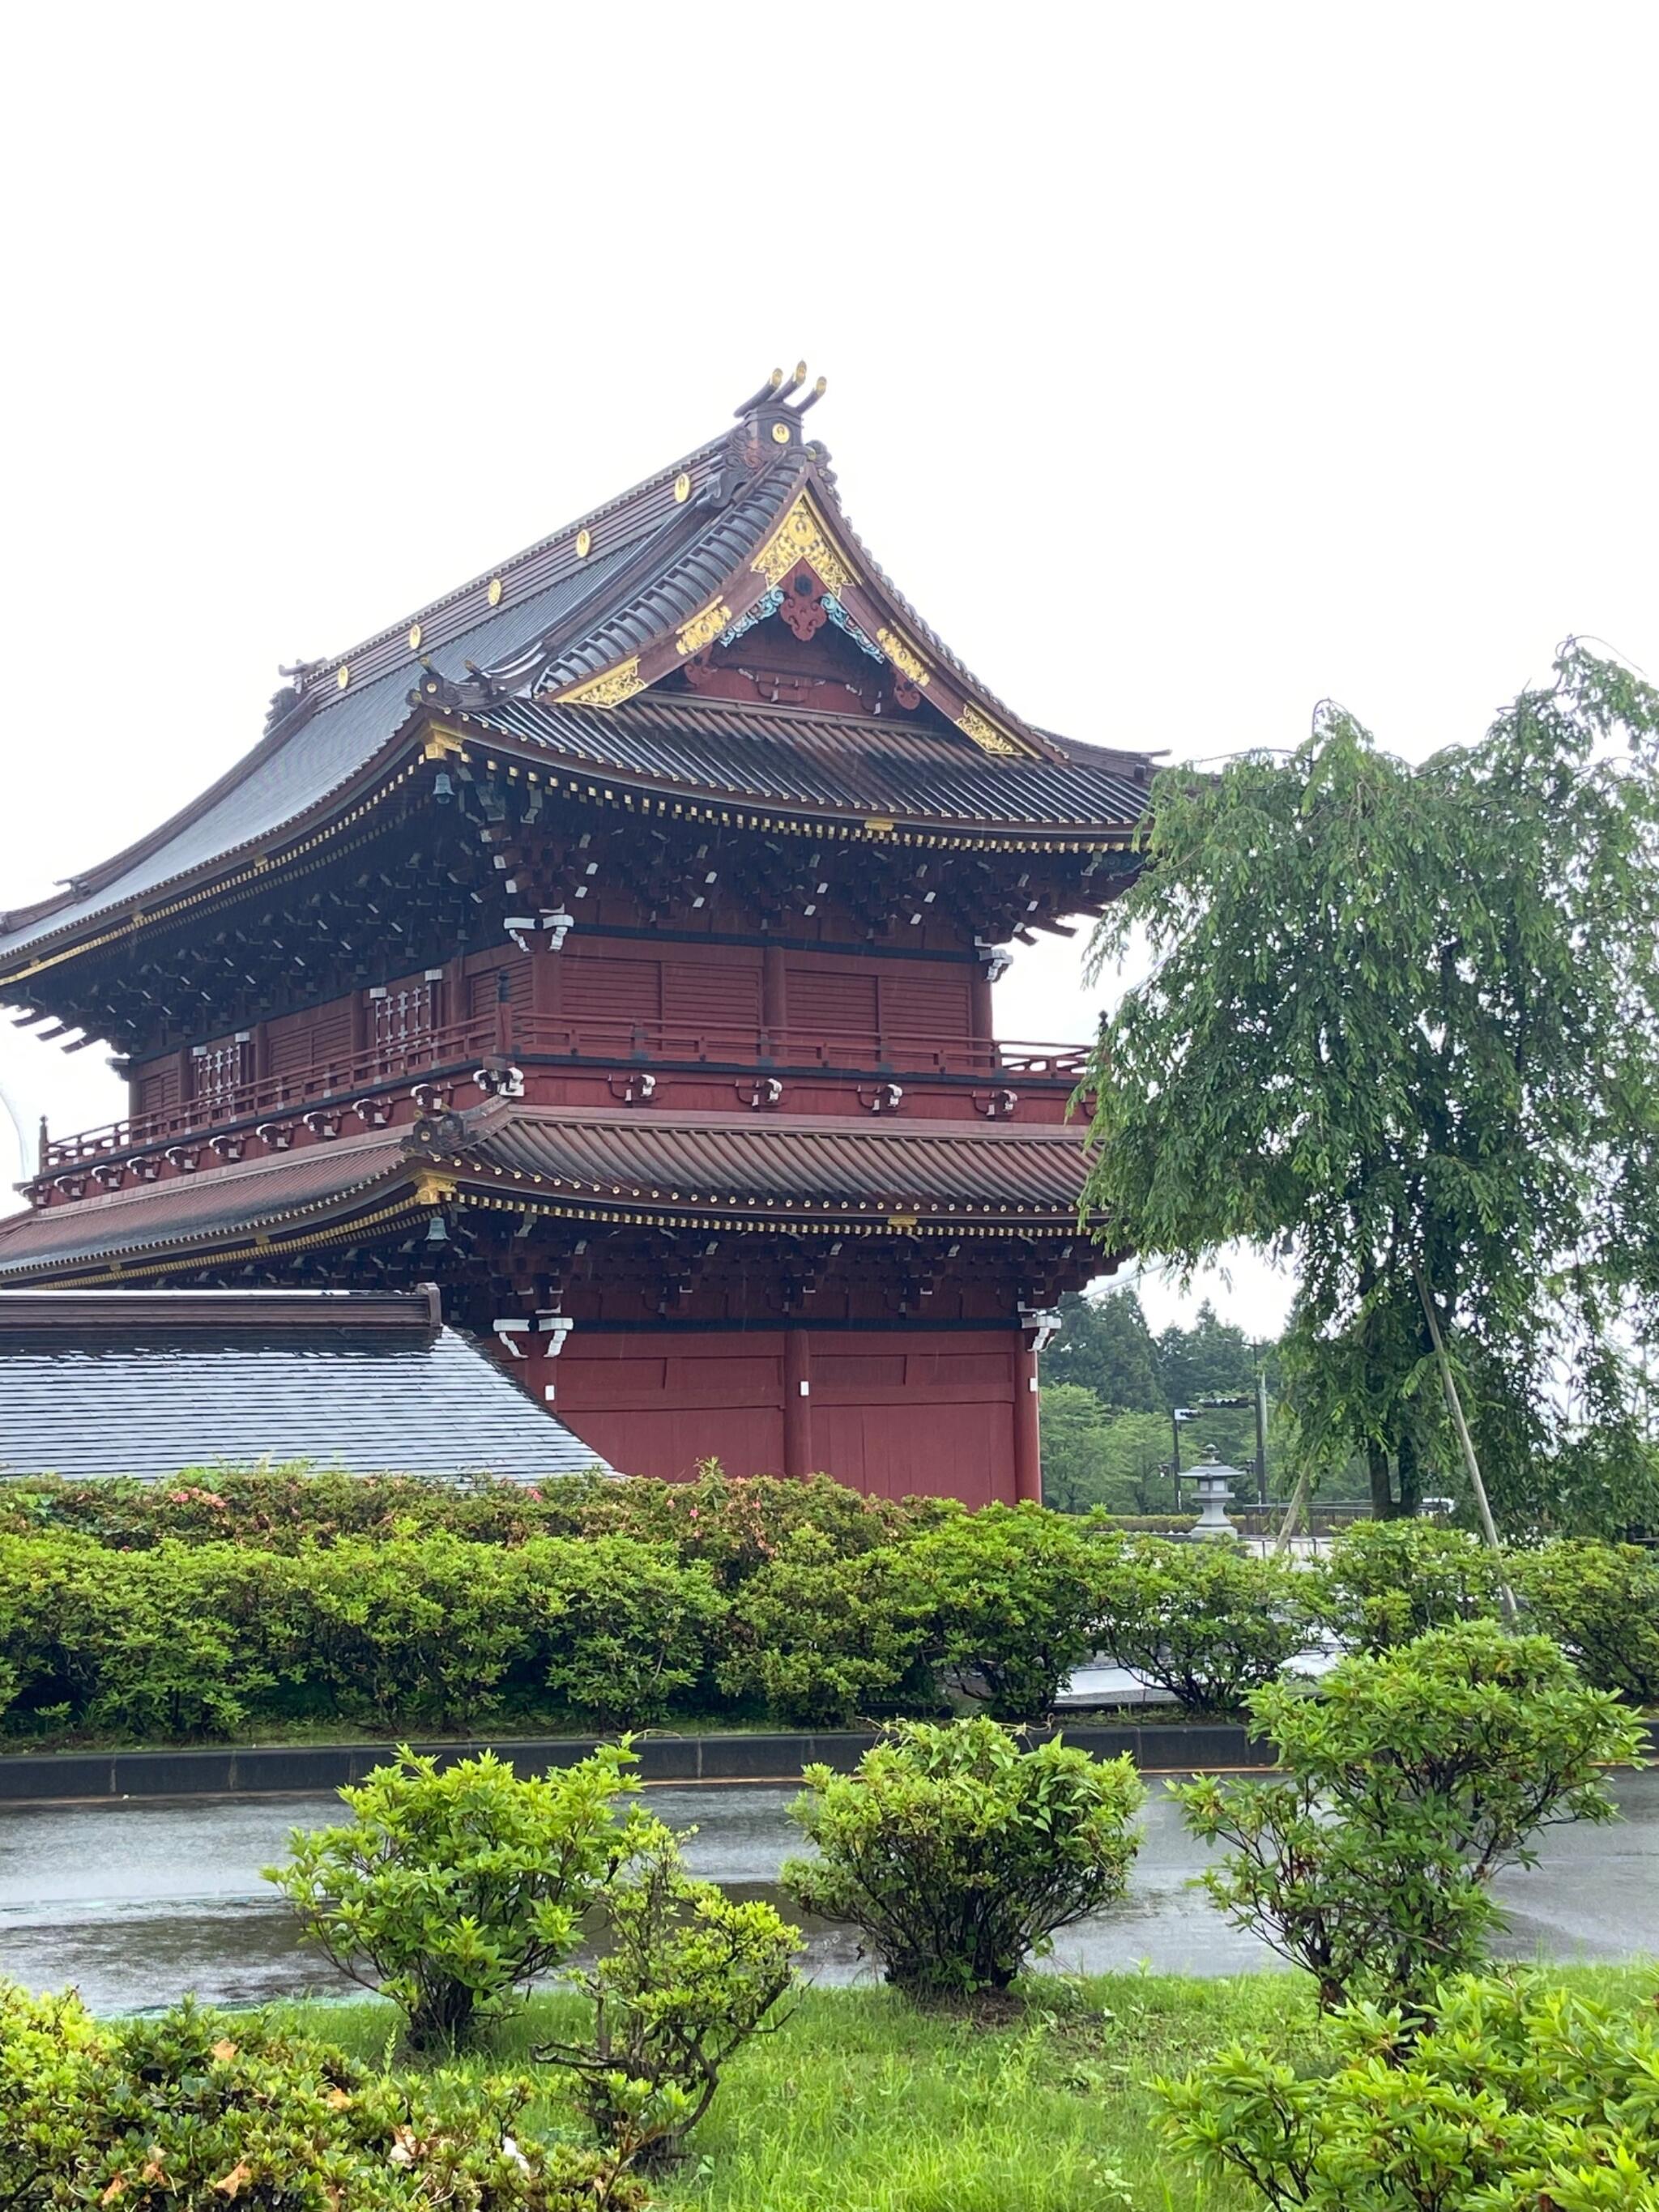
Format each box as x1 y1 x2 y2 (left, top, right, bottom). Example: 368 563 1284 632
1 1718 1652 1805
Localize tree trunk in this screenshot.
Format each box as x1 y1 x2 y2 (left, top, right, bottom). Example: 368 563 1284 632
1395 1430 1424 1517
1368 1443 1403 1519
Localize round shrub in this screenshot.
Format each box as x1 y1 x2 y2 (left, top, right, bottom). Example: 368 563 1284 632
1094 1538 1320 1715
267 1743 650 2050
1175 1621 1645 2011
277 1534 534 1729
783 1716 1144 2002
0 1534 278 1741
1314 1518 1507 1652
515 1535 727 1726
904 1503 1123 1723
718 1528 936 1726
1509 1537 1659 1704
538 1818 801 2168
1156 1972 1659 2212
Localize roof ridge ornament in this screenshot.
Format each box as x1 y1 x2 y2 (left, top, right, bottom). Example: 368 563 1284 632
733 363 828 420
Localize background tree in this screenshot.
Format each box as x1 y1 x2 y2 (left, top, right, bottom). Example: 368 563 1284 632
1038 1387 1171 1514
1045 1288 1165 1410
1080 644 1659 1531
1042 1289 1277 1507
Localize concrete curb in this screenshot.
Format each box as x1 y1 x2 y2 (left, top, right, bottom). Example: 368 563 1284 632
1 1718 1652 1805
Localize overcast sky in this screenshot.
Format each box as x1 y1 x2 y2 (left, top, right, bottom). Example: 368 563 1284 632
1 3 1653 1335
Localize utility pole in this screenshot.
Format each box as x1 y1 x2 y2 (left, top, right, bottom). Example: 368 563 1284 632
1171 1406 1197 1506
1254 1368 1269 1506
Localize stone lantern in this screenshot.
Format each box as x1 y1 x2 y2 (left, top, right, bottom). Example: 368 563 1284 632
1183 1449 1243 1541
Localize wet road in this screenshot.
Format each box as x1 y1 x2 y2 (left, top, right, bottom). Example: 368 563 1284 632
1 1771 1653 2015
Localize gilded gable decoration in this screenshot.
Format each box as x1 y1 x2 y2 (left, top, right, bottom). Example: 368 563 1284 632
676 602 733 657
559 657 647 707
751 495 855 597
957 705 1022 757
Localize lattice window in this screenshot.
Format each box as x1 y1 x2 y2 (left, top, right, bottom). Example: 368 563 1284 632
370 980 436 1059
191 1037 249 1116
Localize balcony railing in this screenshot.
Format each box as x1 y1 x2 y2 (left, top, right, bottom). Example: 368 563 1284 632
40 1016 1093 1170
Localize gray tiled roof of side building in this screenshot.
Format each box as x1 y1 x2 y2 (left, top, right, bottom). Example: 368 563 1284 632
0 1317 612 1481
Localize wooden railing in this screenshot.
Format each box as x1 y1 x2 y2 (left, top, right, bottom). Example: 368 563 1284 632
40 1018 1092 1170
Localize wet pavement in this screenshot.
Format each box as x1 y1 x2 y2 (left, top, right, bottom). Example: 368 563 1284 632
1 1771 1653 2014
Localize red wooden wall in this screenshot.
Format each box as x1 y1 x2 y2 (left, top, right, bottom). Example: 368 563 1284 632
535 1328 1024 1507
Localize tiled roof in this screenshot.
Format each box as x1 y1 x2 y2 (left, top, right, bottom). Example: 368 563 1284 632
0 1131 411 1276
1 398 1152 978
0 541 646 963
472 693 1149 833
0 1289 607 1481
445 1103 1096 1229
0 1102 1098 1282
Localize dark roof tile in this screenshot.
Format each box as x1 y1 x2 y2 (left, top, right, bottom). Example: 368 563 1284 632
0 1289 607 1480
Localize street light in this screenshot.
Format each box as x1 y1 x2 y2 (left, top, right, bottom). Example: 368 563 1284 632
1171 1405 1200 1504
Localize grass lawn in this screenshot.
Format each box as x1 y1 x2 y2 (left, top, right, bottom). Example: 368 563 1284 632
267 1966 1656 2212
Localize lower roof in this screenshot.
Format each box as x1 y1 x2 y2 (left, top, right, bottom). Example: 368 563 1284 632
0 1104 1099 1281
0 1289 608 1481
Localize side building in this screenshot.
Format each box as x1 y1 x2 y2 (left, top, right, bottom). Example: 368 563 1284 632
0 371 1149 1505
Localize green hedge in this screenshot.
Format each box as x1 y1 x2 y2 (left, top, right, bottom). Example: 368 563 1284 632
0 1477 1648 1743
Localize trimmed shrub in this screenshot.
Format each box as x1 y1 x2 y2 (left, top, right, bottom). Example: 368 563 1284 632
717 1528 936 1726
1094 1539 1319 1715
1156 1973 1659 2212
514 1535 727 1727
0 1467 945 1570
0 1534 279 1740
539 1818 800 2168
278 1536 533 1730
783 1717 1144 2002
267 1744 649 2049
576 1468 949 1590
1313 1519 1507 1652
1510 1537 1659 1704
0 1981 642 2210
1175 1622 1644 2011
906 1504 1122 1723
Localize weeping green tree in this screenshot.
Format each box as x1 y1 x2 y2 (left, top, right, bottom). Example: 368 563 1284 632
1079 643 1659 1532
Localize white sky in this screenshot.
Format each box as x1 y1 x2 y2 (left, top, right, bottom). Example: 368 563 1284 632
1 2 1653 1337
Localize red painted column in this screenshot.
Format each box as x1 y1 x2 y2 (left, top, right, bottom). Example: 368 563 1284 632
1013 1331 1043 1504
761 945 787 1056
531 939 563 1046
969 962 994 1050
783 1327 813 1478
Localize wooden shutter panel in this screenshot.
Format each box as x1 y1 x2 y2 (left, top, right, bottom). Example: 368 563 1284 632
467 957 531 1021
881 972 972 1041
786 968 880 1042
563 954 662 1029
661 961 761 1036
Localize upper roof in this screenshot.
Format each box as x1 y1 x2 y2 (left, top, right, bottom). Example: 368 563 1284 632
0 369 1153 984
0 1288 608 1481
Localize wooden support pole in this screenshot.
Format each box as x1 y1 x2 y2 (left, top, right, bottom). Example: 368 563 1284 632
1410 1258 1519 1623
969 962 994 1049
1013 1331 1043 1504
783 1327 812 1479
761 945 787 1057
